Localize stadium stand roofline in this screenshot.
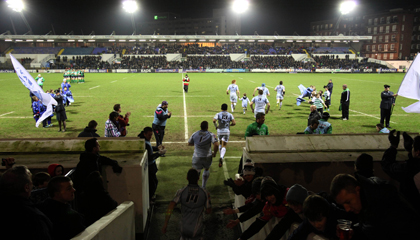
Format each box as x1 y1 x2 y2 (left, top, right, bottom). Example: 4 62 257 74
0 35 372 43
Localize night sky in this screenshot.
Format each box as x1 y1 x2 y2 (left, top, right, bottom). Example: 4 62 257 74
0 0 416 36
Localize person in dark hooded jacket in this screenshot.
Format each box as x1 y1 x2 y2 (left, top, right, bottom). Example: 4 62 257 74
78 120 100 137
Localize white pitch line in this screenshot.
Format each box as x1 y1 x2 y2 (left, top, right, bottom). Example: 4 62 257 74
222 159 235 200
161 141 246 144
350 109 397 124
0 111 14 117
249 80 255 83
73 96 92 97
183 75 189 141
153 96 214 98
110 80 118 83
332 76 389 84
89 85 100 90
239 77 243 79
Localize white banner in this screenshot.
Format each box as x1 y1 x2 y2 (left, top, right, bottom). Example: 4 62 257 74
10 54 57 127
398 53 420 113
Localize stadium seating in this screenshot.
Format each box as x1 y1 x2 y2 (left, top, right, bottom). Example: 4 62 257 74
11 47 62 54
92 47 109 55
61 47 94 55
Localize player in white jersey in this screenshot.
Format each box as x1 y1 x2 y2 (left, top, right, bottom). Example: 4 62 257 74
274 81 286 109
226 79 240 112
188 121 219 189
253 83 270 97
162 168 211 240
239 93 250 114
250 89 270 118
213 104 236 168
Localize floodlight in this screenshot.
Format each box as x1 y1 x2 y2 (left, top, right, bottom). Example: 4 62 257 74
7 0 24 12
123 1 138 13
232 0 249 14
340 1 356 15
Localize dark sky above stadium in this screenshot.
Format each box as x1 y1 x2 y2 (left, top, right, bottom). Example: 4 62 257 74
0 0 415 36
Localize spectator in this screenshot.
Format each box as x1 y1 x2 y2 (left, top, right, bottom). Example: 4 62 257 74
265 184 309 240
380 85 397 128
376 123 389 133
381 131 420 212
138 127 166 203
330 173 420 239
72 138 123 193
224 160 260 199
355 153 374 178
304 119 319 134
152 101 172 147
162 168 211 239
224 177 265 229
104 112 121 137
30 172 51 204
238 176 288 240
245 112 269 137
317 112 332 134
113 104 131 137
78 171 118 226
0 165 53 240
48 163 64 177
288 194 355 240
326 79 333 102
38 176 86 240
307 105 321 126
78 120 100 137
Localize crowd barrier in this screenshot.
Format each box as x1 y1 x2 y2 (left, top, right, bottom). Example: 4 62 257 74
72 201 135 240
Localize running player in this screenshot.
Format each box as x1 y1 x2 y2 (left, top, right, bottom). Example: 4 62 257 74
252 83 270 97
213 103 236 168
239 93 250 114
162 168 211 239
188 121 219 189
226 80 240 112
250 89 270 118
274 81 285 109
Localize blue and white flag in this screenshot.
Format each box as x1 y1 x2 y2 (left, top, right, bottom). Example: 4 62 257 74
10 54 57 127
397 53 420 113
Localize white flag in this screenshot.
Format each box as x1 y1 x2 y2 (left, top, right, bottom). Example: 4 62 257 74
397 53 420 113
10 54 57 127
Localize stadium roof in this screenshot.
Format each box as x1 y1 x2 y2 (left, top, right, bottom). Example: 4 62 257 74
0 35 371 43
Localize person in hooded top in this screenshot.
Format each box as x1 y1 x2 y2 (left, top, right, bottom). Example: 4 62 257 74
78 120 100 137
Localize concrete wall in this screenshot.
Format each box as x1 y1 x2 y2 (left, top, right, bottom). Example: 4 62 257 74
242 133 419 193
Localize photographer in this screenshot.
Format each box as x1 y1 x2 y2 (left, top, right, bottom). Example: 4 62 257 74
54 89 67 132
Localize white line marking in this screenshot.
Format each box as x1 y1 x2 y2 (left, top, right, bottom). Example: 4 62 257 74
350 109 397 124
0 111 14 117
110 80 117 83
249 80 255 83
153 96 214 98
222 159 235 200
266 85 274 88
332 76 389 84
239 77 243 79
89 85 100 90
0 116 32 119
183 75 189 141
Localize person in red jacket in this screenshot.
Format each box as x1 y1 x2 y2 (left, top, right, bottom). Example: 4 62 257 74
113 104 131 136
183 74 190 93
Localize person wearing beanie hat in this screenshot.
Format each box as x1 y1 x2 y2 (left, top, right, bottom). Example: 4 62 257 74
224 177 266 230
265 184 309 240
316 112 332 134
224 162 258 199
355 153 374 178
252 83 270 97
380 84 397 128
47 164 64 177
152 100 171 148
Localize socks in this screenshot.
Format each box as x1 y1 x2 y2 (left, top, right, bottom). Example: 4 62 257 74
280 102 283 108
220 147 226 159
202 169 210 188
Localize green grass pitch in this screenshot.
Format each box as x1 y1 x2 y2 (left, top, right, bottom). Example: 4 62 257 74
0 72 418 202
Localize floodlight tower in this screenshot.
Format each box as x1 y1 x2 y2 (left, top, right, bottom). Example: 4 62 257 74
123 0 139 35
231 0 249 35
334 1 356 35
7 0 33 35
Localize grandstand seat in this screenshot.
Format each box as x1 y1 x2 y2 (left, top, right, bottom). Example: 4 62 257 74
61 47 94 55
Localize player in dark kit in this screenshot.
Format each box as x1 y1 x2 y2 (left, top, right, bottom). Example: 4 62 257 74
380 84 397 128
183 74 190 93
